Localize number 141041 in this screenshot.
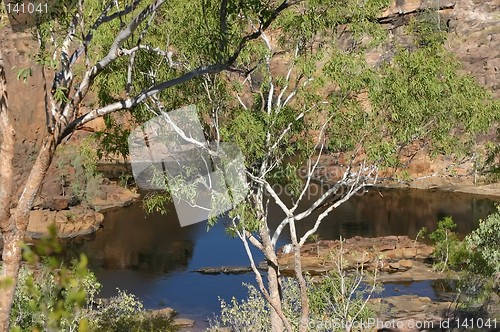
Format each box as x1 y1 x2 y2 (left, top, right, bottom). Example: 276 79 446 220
6 1 49 15
452 318 498 329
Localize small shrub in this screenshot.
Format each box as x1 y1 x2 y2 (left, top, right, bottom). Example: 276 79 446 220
11 264 177 332
208 283 271 331
55 136 103 207
10 259 99 332
429 216 467 272
427 210 500 310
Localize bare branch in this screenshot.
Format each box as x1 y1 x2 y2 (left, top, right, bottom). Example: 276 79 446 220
60 62 225 142
276 44 299 108
219 0 228 54
68 0 142 67
126 9 157 94
291 113 333 213
299 174 373 247
246 171 290 217
60 0 166 127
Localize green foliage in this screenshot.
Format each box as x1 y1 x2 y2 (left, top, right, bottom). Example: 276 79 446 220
208 283 271 331
55 136 103 206
428 211 499 276
11 225 95 332
143 191 171 216
450 208 500 310
308 271 379 324
481 135 500 182
368 13 500 164
0 4 7 29
226 203 261 234
220 109 267 165
423 213 499 312
13 67 33 83
0 274 13 291
465 206 500 275
278 0 389 48
91 290 142 331
305 233 320 244
94 116 131 162
428 216 467 272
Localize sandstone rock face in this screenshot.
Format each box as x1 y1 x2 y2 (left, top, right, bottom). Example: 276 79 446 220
447 0 500 97
373 295 455 332
25 181 139 239
90 182 140 211
375 0 500 97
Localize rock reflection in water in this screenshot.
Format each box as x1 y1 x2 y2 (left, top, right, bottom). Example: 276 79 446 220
282 187 499 241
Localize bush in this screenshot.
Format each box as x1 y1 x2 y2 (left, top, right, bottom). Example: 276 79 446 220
10 261 99 332
465 207 500 276
429 217 467 272
208 272 380 332
426 211 500 309
55 136 103 207
208 283 271 331
91 290 176 332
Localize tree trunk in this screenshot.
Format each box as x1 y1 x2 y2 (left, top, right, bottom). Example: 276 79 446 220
289 218 309 332
267 262 285 332
0 229 23 332
0 48 17 332
258 219 291 332
0 136 56 332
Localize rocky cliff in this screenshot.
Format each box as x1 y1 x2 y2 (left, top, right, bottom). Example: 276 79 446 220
376 0 499 97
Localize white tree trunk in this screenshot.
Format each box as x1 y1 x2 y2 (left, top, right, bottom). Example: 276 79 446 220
267 264 285 332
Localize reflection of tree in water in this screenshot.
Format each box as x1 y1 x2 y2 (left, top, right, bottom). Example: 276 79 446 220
63 235 195 273
133 241 194 273
347 189 498 239
431 279 457 303
64 189 498 273
289 188 499 241
62 199 203 274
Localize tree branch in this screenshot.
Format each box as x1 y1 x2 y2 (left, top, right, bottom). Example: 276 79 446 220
60 0 166 127
60 0 304 142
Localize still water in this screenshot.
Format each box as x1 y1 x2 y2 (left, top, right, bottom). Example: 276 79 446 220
68 188 498 326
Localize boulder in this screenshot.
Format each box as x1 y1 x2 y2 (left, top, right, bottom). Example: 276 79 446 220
147 307 176 319
91 182 140 211
173 318 195 328
27 207 104 239
40 196 70 210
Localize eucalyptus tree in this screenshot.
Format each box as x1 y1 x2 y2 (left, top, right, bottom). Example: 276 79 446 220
137 1 389 331
0 0 304 330
140 6 500 332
